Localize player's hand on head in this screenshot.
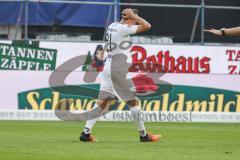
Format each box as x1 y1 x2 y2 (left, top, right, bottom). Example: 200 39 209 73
204 28 222 36
122 8 137 19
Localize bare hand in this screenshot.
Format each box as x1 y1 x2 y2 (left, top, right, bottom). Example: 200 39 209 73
204 28 223 36
122 9 138 20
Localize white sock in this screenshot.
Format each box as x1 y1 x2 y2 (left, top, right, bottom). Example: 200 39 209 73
130 106 147 137
84 103 101 134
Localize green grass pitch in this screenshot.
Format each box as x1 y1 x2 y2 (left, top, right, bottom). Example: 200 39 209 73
0 121 240 160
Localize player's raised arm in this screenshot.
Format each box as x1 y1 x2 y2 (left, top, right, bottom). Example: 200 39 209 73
134 15 151 33
122 9 151 34
204 27 240 36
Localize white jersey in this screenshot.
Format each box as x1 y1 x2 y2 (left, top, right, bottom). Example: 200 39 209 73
99 22 138 101
105 22 138 55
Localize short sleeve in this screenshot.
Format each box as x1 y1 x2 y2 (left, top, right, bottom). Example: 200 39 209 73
122 25 139 35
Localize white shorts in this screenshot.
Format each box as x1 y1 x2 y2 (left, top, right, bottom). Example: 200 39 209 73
98 54 137 101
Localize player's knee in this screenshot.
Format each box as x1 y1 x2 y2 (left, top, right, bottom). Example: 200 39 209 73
97 99 111 109
126 99 139 107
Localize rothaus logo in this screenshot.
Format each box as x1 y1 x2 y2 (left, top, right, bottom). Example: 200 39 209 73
129 46 211 73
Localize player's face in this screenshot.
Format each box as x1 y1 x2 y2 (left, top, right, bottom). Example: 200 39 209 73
125 19 137 25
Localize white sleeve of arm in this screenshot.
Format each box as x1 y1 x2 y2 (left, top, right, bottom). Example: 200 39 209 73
123 25 139 35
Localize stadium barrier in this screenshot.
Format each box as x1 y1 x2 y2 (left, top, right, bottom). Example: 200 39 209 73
0 40 240 122
1 110 240 123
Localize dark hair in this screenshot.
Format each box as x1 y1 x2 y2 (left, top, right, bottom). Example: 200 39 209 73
94 45 103 60
93 45 104 68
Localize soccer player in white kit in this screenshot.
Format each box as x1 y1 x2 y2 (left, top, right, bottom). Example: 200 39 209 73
80 9 161 142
